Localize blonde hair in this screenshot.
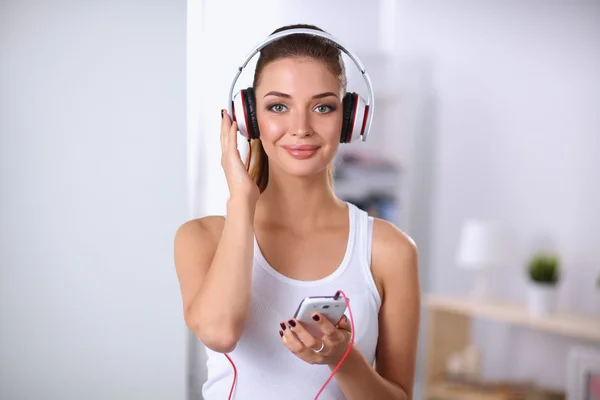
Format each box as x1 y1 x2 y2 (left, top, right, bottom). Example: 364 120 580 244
245 24 346 193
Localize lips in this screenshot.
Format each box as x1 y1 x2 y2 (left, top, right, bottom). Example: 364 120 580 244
282 144 320 159
283 145 319 151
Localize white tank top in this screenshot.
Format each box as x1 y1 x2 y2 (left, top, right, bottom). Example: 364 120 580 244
202 202 381 399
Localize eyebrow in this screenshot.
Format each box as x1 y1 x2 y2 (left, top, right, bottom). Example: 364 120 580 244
263 91 339 99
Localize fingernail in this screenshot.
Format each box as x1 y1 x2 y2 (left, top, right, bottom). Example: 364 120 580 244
280 322 286 331
221 109 224 118
312 314 320 321
288 319 296 328
279 330 283 337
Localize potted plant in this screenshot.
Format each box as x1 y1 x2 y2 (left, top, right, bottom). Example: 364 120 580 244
526 252 560 316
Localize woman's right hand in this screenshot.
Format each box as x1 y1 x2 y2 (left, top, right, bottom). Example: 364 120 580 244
220 109 260 205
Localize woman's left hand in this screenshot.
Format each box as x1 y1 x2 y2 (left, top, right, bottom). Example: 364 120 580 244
279 313 352 366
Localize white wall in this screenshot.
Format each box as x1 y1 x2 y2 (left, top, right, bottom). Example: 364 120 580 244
396 0 600 390
0 1 187 399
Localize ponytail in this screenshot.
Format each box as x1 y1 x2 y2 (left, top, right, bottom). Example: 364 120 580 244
245 139 269 193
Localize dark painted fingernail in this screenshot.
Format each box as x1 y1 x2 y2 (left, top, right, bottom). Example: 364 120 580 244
280 322 286 330
288 319 296 327
279 330 283 337
312 314 320 321
221 109 224 118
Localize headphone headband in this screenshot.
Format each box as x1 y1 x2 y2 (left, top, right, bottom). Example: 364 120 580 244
227 28 375 142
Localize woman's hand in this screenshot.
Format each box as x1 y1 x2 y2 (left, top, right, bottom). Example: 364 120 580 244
220 109 260 204
279 314 352 367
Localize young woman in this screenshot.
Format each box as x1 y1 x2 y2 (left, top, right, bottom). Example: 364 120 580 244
175 24 421 399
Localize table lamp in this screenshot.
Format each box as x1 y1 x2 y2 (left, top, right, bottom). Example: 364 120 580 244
456 220 506 299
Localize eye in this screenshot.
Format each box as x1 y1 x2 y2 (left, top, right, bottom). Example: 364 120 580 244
314 104 336 113
268 104 287 113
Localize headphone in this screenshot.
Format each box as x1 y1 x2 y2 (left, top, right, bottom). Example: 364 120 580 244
227 28 375 144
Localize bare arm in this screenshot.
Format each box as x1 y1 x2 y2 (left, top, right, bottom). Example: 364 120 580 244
174 110 260 353
174 198 256 353
332 218 421 399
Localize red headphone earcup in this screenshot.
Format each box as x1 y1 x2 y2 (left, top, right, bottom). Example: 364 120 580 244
244 88 260 139
233 88 261 140
347 95 367 143
340 93 356 143
232 90 249 139
341 93 367 143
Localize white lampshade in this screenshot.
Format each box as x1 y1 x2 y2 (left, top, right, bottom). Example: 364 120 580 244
456 220 506 270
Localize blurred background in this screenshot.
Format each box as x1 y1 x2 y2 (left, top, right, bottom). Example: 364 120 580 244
1 0 599 399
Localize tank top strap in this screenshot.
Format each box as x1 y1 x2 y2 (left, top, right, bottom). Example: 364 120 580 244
349 203 381 308
350 202 371 266
366 214 374 266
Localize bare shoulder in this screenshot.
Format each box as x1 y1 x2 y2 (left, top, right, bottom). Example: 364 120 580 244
370 218 419 298
174 215 226 274
372 218 417 255
174 215 226 247
371 218 418 270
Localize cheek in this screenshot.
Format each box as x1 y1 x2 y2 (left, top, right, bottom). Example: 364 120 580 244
313 117 343 144
257 116 286 141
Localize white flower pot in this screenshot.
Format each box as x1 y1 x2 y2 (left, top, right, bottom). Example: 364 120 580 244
527 282 558 316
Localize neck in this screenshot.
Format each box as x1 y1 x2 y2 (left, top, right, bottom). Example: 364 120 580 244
256 167 344 231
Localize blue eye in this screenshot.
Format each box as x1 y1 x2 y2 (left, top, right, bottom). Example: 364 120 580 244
268 104 287 113
315 105 335 113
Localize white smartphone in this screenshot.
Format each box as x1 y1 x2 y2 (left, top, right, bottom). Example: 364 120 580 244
293 295 347 339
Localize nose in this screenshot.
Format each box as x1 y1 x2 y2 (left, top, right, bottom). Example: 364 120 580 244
291 109 313 138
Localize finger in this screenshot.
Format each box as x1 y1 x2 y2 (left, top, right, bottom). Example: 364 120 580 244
221 109 231 152
220 109 230 154
280 325 306 355
311 313 338 337
286 319 320 351
227 121 239 158
336 314 352 332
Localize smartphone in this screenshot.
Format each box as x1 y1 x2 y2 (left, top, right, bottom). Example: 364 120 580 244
293 295 348 339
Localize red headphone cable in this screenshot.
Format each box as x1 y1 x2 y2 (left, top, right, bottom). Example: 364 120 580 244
313 290 354 399
224 353 238 399
224 290 354 400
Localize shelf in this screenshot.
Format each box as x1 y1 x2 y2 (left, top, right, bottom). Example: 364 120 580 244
426 380 564 400
427 382 518 400
425 294 600 343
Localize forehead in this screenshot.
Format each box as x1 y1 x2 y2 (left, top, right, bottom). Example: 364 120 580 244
255 57 341 97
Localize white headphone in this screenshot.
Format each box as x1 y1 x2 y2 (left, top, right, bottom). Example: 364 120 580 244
227 28 375 144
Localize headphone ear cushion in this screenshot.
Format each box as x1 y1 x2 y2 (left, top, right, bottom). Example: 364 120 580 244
341 93 357 143
244 87 260 140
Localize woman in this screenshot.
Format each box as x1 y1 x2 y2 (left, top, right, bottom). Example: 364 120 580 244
175 24 421 399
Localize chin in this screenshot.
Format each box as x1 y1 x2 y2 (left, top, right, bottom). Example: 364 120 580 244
283 163 328 178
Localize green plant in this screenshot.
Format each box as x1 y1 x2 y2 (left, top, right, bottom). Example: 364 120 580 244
527 253 560 285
